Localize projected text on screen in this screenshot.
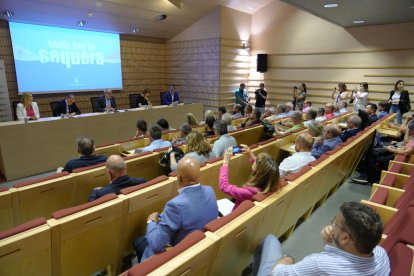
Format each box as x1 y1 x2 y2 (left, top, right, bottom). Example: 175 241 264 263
9 22 123 94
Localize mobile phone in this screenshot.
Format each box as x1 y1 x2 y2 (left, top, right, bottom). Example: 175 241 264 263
232 146 242 154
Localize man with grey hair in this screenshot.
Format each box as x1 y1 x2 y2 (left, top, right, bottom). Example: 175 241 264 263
276 111 304 134
222 113 238 132
88 154 146 201
275 104 288 119
96 88 117 112
231 104 243 119
172 123 192 145
311 124 342 159
135 124 172 153
55 94 81 117
340 115 362 142
212 119 237 157
62 137 107 173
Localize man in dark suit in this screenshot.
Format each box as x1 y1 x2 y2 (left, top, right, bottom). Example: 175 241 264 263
162 85 180 106
133 157 218 262
55 94 81 117
88 154 146 201
62 137 107 173
340 115 362 142
96 89 117 112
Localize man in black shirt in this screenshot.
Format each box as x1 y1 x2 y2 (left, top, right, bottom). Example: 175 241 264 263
255 83 267 114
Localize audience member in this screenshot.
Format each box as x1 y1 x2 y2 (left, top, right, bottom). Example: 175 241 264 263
275 104 288 119
315 107 326 122
276 111 303 134
170 131 214 171
384 120 414 156
16 92 40 121
254 83 268 114
253 201 390 276
162 84 180 106
222 113 237 132
204 116 216 137
185 113 199 127
219 145 278 210
285 102 294 116
157 118 175 131
88 155 146 201
242 110 262 127
377 101 389 119
340 115 362 142
332 82 348 103
333 104 341 117
304 109 317 127
245 104 254 116
135 124 171 153
231 104 243 119
358 109 370 129
55 94 81 117
62 137 107 173
97 89 117 112
172 124 192 145
366 103 378 125
324 103 335 120
351 82 369 112
134 157 218 262
389 80 410 124
295 83 307 110
136 88 152 108
311 124 342 159
339 100 348 114
135 119 148 138
279 133 315 178
302 100 312 113
235 83 249 115
308 121 324 138
218 106 227 119
212 119 237 157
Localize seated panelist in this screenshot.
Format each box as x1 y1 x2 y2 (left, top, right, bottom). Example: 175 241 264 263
55 94 81 117
97 89 117 112
136 88 152 108
162 85 179 106
16 92 40 121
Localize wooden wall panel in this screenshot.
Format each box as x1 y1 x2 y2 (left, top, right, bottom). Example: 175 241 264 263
0 22 164 118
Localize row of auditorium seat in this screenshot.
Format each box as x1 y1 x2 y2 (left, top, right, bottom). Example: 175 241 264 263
0 112 391 275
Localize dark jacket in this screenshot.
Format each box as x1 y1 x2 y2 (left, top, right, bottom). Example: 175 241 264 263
88 175 146 201
63 155 107 173
339 128 361 142
96 96 117 112
389 90 410 114
55 99 81 116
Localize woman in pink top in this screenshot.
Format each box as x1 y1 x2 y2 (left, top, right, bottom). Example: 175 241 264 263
219 145 279 210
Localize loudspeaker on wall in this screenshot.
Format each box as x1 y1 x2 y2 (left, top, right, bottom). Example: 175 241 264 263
257 54 267 73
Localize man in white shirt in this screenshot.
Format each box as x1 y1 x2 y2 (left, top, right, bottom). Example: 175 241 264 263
222 113 238 132
212 120 237 157
231 104 243 119
253 201 390 276
279 133 315 178
135 124 171 153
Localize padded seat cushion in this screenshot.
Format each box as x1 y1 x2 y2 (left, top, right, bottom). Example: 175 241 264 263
0 217 47 240
257 137 277 145
381 174 396 187
389 163 403 174
52 193 117 219
309 154 329 166
0 186 8 192
326 145 344 155
284 166 312 182
204 200 254 232
120 175 169 195
72 162 106 173
370 188 389 205
388 243 413 276
13 171 70 188
252 180 288 201
126 231 206 276
395 155 408 163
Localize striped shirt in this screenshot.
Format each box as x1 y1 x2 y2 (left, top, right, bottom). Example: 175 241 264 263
272 245 390 276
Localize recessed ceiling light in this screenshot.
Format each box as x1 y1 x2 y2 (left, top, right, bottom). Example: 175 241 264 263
87 11 93 17
95 2 103 8
78 21 87 27
353 20 365 24
0 10 14 17
324 3 338 8
155 14 167 21
132 28 139 33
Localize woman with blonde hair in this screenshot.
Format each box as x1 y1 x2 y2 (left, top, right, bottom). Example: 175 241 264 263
170 131 214 171
185 113 199 127
16 92 40 121
219 144 279 210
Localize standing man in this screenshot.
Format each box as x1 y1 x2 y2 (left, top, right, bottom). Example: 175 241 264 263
162 84 180 106
97 89 117 112
235 83 249 115
255 83 268 114
253 201 390 276
55 94 81 117
134 157 218 262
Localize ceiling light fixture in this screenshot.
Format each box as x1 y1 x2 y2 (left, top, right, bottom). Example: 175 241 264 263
132 28 139 33
87 11 93 17
0 10 14 17
78 20 87 27
155 14 167 21
324 3 338 8
353 20 365 24
95 2 103 8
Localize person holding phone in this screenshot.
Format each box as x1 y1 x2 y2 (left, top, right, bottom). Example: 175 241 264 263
351 82 369 112
331 83 348 104
218 144 279 210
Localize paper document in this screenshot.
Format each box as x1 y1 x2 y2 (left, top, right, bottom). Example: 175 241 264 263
217 198 235 216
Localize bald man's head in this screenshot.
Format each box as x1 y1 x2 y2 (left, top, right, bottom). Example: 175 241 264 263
295 133 314 152
177 157 200 187
106 154 126 180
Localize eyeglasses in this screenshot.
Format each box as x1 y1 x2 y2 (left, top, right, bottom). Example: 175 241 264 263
331 216 353 240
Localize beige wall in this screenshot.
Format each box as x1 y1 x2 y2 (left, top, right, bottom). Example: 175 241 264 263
250 1 414 107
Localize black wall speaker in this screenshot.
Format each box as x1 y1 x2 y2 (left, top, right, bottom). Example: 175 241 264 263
257 54 267 73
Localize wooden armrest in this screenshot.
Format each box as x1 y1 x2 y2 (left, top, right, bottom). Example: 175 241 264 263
360 200 397 225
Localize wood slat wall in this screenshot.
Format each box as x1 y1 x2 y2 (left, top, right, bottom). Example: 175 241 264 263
0 22 165 118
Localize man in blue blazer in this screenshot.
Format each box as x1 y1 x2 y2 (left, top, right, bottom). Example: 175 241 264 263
162 85 180 105
88 155 146 201
96 89 117 112
134 157 218 262
54 94 81 117
340 115 362 142
311 124 342 159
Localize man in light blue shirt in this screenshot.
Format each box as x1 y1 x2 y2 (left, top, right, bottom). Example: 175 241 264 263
235 83 249 115
253 202 390 276
135 124 171 153
212 120 237 157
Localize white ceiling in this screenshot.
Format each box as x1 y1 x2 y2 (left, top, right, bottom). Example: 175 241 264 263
281 0 414 27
